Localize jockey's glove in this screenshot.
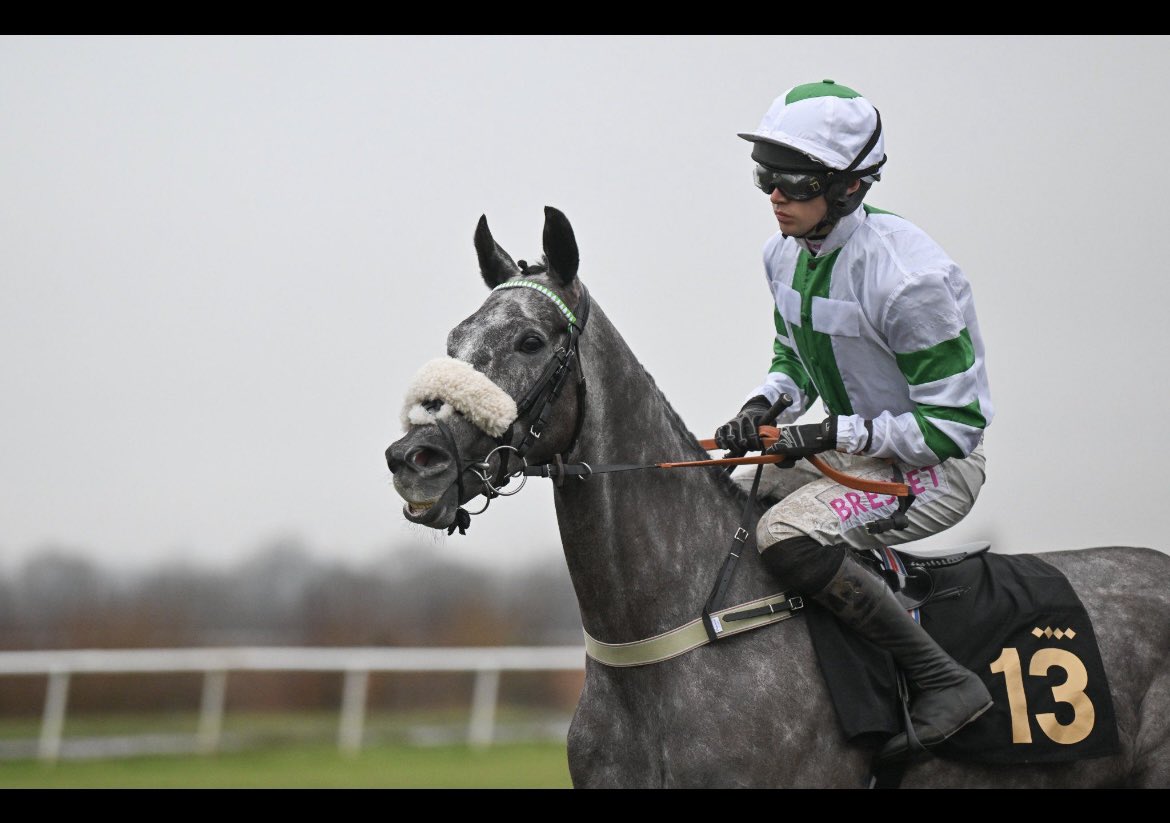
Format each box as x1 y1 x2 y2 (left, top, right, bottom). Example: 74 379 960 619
768 417 838 459
769 416 875 458
714 395 772 456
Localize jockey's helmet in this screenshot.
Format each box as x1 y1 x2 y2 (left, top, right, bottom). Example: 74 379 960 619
739 80 887 225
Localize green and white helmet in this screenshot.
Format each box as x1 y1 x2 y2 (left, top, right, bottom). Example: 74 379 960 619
738 79 887 184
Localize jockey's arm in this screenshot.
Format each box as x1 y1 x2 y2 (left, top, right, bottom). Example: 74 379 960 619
859 268 989 467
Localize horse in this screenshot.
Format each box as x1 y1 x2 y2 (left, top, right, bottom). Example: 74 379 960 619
385 206 1170 788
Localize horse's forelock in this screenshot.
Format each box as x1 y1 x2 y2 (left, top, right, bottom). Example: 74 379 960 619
517 257 548 275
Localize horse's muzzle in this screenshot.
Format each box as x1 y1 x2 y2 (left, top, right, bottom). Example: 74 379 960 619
386 439 452 478
386 427 460 527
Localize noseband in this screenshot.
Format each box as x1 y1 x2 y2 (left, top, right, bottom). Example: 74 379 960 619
431 275 591 534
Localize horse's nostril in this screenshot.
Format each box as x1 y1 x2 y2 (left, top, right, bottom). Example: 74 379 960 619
388 437 449 476
404 445 448 472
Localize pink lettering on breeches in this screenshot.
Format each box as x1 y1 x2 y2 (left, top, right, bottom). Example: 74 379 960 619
829 498 852 521
830 491 897 522
831 466 943 522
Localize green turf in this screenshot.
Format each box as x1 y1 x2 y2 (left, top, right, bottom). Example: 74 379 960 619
0 707 568 743
0 741 573 788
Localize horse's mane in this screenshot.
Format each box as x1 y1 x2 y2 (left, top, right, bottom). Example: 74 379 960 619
636 362 752 508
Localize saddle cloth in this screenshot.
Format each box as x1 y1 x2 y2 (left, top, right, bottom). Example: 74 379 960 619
805 551 1121 764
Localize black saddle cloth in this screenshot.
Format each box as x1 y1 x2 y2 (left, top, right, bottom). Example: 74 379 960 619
806 551 1120 764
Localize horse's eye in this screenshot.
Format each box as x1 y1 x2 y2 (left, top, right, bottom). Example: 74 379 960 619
519 335 545 354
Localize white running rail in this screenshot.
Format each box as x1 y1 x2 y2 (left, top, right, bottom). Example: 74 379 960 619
0 646 586 763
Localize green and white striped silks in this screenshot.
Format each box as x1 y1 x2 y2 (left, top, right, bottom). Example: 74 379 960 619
750 205 993 468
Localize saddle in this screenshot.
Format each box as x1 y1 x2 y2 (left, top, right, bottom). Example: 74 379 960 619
863 540 992 611
806 542 1121 766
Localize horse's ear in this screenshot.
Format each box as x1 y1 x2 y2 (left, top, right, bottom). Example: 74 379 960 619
542 206 579 287
475 214 520 289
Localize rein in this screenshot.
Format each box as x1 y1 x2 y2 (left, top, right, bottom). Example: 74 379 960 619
445 276 914 538
520 388 916 652
520 424 914 536
415 276 921 667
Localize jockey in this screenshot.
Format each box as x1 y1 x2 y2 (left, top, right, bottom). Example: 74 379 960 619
716 80 995 763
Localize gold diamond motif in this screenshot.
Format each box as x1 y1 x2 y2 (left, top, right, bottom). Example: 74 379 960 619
1032 626 1077 640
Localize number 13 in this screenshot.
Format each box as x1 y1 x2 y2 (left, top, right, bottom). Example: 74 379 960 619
989 647 1095 744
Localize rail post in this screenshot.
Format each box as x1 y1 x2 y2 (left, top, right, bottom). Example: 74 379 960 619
38 669 71 764
339 669 369 755
468 668 500 749
197 670 228 755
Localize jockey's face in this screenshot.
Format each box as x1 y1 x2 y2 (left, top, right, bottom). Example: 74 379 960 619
770 186 829 237
769 179 862 239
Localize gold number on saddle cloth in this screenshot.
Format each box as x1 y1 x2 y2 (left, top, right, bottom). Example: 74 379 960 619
989 647 1095 745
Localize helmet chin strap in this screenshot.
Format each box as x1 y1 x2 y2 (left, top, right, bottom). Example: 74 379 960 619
800 201 844 240
783 178 873 240
785 220 834 241
783 206 838 241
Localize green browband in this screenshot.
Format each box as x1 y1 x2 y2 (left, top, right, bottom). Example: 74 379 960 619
493 279 578 327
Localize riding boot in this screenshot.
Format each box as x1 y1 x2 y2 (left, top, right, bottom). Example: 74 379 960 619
813 550 993 763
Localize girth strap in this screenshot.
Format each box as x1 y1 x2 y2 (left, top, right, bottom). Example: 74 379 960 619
583 590 803 667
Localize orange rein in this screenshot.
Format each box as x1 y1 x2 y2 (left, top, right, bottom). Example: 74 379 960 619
669 426 910 498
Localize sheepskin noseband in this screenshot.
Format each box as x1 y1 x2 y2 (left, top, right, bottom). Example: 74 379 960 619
400 357 518 439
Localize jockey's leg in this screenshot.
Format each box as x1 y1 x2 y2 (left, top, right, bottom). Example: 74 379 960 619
761 536 992 761
755 444 991 762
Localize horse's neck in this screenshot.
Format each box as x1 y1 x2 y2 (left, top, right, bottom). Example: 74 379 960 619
555 305 749 643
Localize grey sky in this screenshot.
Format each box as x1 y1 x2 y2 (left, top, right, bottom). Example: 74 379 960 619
2 35 1167 575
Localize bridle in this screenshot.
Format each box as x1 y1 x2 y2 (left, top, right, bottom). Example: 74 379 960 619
405 271 929 779
431 273 591 535
424 273 914 541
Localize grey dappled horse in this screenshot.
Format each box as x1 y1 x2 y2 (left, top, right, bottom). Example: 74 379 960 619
386 207 1170 788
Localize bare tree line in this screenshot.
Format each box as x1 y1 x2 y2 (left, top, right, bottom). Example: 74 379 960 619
0 539 584 715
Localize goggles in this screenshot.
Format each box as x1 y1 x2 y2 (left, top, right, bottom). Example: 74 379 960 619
753 164 830 201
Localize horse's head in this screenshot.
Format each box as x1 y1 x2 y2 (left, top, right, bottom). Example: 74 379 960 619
385 206 588 532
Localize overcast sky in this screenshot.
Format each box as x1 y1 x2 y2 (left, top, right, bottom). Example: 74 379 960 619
2 35 1168 576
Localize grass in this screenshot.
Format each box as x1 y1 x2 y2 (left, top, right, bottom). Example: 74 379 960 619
0 706 570 743
0 740 573 788
0 707 574 788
